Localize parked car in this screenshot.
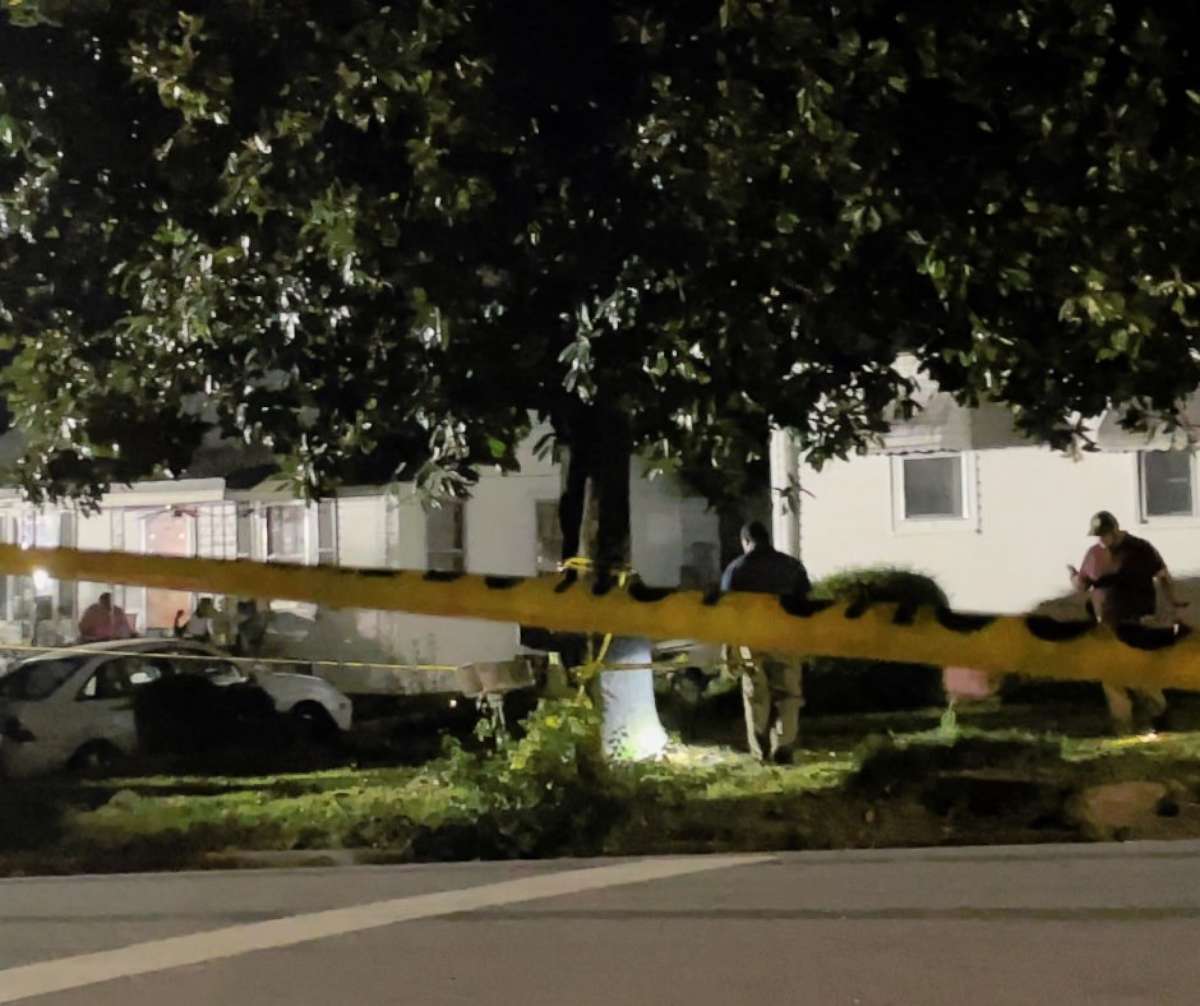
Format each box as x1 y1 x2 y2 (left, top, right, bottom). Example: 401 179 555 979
0 639 353 778
652 638 724 677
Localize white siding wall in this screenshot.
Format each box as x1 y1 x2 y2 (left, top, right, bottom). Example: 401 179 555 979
468 479 560 577
799 445 1200 615
335 493 446 667
631 467 721 587
336 497 388 568
0 433 722 664
396 434 559 665
342 437 720 666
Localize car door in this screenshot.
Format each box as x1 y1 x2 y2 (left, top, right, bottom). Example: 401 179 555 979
0 656 89 768
71 655 172 755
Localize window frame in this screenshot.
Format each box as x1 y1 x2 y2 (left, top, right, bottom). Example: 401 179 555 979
316 498 338 566
77 656 175 701
20 510 64 606
0 657 83 701
425 500 466 573
264 503 310 564
235 505 255 559
158 645 249 685
1137 449 1198 523
889 451 979 535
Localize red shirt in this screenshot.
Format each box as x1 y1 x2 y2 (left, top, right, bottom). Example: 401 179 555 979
78 603 133 641
1079 534 1164 624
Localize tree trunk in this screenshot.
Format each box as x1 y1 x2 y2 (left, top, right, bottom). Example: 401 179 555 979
717 505 745 572
558 400 668 760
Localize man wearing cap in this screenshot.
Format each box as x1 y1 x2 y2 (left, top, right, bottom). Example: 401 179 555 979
1068 510 1187 732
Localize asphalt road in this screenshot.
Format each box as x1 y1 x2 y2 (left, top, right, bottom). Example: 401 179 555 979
2 841 1198 1005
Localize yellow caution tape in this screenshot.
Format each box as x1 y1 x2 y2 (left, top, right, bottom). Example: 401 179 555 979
0 640 459 674
1 543 1197 691
559 555 632 687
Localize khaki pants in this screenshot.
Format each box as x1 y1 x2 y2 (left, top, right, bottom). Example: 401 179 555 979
1099 612 1171 733
1102 684 1167 734
735 646 804 761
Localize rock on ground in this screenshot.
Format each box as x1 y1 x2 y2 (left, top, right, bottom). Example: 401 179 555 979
1067 781 1171 840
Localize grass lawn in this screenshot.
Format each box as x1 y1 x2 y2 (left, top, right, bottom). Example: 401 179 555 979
3 698 1200 876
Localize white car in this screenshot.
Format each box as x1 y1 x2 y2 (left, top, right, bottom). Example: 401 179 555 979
0 639 353 779
652 638 725 674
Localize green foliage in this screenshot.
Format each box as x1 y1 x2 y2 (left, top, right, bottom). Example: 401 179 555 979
8 715 1200 871
425 699 623 856
443 698 606 808
5 3 1200 502
42 698 859 861
811 567 950 608
64 699 619 858
807 566 949 714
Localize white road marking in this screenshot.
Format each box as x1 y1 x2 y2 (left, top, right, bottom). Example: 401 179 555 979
0 855 772 1003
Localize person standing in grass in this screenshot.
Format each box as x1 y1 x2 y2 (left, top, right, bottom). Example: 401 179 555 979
720 521 811 763
1068 510 1188 733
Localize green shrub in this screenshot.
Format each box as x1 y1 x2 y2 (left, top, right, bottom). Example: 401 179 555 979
811 567 949 609
424 698 624 858
804 566 948 714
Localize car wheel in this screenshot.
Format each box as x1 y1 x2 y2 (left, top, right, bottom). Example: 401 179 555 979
68 740 122 778
289 702 338 744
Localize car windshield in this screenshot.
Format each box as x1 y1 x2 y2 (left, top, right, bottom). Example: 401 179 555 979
0 658 84 701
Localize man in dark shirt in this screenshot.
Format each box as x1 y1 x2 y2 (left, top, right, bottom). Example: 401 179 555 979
720 521 810 762
1068 510 1186 732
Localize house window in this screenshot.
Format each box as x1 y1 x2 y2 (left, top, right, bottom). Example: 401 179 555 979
265 505 307 563
535 500 564 574
20 511 60 549
1140 450 1195 517
901 455 965 519
317 499 338 566
19 512 64 612
426 501 465 573
236 506 254 559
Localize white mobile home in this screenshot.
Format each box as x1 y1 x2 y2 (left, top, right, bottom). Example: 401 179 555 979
773 376 1200 616
0 427 721 671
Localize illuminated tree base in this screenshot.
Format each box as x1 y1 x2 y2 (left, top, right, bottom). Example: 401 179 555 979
597 637 668 760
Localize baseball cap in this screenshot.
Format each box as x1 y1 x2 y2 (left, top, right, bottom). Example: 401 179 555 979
1088 510 1119 536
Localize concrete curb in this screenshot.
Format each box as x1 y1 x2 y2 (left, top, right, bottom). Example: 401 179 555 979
199 848 412 870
